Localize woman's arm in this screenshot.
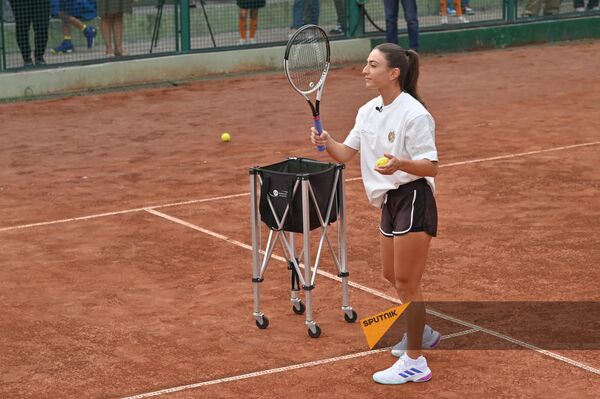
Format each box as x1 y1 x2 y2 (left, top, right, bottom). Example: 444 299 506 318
310 127 358 163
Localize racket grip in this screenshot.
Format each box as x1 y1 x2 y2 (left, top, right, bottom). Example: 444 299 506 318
313 117 326 152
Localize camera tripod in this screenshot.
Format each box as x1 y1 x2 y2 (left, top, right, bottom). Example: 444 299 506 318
150 0 216 54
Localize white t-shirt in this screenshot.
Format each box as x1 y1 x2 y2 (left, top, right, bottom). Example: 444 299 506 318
343 92 438 208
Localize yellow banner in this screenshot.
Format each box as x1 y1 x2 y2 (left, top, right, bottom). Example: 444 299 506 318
360 303 410 349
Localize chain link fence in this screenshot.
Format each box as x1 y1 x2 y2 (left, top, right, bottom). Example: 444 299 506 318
1 0 598 70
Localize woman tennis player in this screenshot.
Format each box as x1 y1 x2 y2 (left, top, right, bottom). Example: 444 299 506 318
310 43 441 385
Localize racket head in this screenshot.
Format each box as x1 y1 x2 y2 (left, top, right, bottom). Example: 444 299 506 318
284 25 331 95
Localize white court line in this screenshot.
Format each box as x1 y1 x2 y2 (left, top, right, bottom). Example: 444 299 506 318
0 192 250 233
144 209 253 251
439 142 600 168
121 348 390 399
1 141 598 233
121 329 480 399
145 209 600 377
345 141 600 182
0 207 148 233
425 309 600 375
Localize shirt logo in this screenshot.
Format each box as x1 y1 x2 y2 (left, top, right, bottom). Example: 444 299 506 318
387 130 396 143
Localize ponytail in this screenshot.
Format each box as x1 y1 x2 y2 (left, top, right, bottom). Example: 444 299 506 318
374 44 426 107
403 49 424 107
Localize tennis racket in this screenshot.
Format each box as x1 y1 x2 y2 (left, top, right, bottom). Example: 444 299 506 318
284 25 331 152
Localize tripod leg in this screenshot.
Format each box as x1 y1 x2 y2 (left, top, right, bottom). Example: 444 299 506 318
150 5 164 53
199 0 216 48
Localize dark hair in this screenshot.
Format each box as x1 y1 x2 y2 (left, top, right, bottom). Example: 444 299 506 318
374 43 425 107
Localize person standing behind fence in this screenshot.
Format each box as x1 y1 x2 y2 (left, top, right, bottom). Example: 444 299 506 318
97 0 132 56
237 0 265 44
8 0 50 66
301 0 319 27
50 0 96 54
329 0 344 34
573 0 599 11
383 0 419 52
290 0 319 35
522 0 561 16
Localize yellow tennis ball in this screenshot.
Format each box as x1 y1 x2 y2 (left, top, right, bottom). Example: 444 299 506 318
221 132 231 142
376 156 389 167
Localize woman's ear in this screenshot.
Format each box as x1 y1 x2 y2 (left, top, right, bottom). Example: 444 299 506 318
389 67 401 81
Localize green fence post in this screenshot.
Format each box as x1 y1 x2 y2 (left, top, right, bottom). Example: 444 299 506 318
180 0 191 52
175 2 180 52
346 0 365 37
0 3 5 71
506 0 517 21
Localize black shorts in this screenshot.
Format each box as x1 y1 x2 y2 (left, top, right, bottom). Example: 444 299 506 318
380 179 438 237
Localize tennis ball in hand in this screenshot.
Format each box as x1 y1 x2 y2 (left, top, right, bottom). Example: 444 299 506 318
221 132 231 142
376 156 389 167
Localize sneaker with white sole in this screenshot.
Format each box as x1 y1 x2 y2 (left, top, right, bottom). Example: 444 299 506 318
50 40 75 54
391 324 441 357
373 353 432 385
329 24 343 34
463 6 475 15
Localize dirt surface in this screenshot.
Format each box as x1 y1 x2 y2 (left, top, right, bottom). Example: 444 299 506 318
1 40 599 398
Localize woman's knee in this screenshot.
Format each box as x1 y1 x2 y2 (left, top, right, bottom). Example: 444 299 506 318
394 278 418 302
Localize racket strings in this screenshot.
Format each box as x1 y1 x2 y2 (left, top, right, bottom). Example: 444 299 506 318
287 30 328 93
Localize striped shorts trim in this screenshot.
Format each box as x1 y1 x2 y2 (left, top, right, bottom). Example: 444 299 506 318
380 179 438 237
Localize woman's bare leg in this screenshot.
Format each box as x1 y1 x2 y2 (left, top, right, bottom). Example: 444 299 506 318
392 232 431 359
100 15 113 55
113 14 124 55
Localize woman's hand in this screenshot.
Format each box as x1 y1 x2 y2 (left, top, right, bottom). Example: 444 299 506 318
374 153 405 175
310 127 329 148
375 154 439 177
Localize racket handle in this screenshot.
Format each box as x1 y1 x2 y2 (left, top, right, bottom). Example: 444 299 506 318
313 117 326 152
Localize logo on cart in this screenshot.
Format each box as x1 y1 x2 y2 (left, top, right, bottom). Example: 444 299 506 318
270 189 288 198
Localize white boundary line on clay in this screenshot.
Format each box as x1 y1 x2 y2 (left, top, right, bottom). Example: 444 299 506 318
3 143 599 397
145 209 600 379
121 329 480 399
1 141 598 233
123 209 598 399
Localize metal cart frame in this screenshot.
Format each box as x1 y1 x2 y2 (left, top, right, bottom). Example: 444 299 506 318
249 159 357 338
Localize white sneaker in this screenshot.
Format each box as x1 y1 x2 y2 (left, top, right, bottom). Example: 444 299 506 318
249 37 256 44
575 6 586 11
458 15 470 23
373 353 432 385
238 38 247 45
441 16 448 24
391 324 441 357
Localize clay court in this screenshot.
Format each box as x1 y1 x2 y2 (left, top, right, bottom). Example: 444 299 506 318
1 40 599 398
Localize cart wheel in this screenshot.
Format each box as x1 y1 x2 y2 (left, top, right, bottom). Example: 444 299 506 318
344 310 358 323
292 301 306 315
308 324 321 338
256 316 269 329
